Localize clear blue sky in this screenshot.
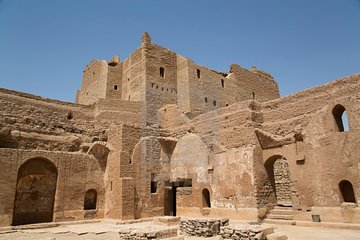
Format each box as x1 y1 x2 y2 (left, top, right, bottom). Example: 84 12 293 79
0 0 359 102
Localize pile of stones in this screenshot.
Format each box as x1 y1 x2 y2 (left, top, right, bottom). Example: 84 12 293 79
219 225 272 239
179 217 229 237
179 217 278 240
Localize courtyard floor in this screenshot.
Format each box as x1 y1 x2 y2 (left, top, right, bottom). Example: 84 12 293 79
0 221 360 240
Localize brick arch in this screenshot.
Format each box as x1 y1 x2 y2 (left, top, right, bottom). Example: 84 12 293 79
12 158 58 225
264 155 293 207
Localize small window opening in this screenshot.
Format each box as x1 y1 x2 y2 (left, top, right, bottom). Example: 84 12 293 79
156 85 159 89
226 103 229 107
114 85 118 90
197 69 201 79
128 95 131 100
151 173 158 193
332 104 349 132
128 78 130 81
161 87 164 91
84 189 97 210
92 71 95 76
67 111 73 120
205 97 208 103
160 67 165 78
252 92 255 99
339 180 356 203
221 79 224 88
213 100 216 106
151 181 158 193
151 83 154 88
110 181 113 191
202 188 211 208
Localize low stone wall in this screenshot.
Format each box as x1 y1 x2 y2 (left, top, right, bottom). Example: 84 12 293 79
179 217 229 237
179 217 276 239
219 225 274 239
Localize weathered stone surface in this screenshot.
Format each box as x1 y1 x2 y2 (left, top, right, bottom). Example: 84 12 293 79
0 32 359 228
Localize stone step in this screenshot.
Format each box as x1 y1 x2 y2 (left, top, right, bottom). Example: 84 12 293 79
263 219 296 226
267 214 294 220
273 205 293 210
269 209 294 215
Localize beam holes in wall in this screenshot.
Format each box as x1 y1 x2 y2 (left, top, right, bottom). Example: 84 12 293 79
114 85 118 90
332 104 349 132
339 180 356 203
84 189 97 210
202 188 211 208
160 67 165 78
197 69 201 79
221 79 224 88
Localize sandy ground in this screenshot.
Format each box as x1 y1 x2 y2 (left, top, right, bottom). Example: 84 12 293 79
1 222 360 240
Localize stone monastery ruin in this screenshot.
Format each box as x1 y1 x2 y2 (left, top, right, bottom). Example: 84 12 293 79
0 32 359 227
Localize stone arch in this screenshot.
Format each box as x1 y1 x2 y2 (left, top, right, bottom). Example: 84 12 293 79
264 155 293 206
12 158 58 225
332 104 349 132
88 143 110 170
202 188 211 208
339 180 356 203
84 189 97 210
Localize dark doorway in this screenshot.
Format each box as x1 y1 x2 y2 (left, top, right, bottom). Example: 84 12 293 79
202 188 211 208
339 180 356 203
84 189 97 210
164 182 176 216
12 158 58 225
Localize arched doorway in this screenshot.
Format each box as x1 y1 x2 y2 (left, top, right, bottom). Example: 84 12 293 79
202 188 211 208
84 189 97 210
264 156 293 206
339 180 356 203
12 158 58 225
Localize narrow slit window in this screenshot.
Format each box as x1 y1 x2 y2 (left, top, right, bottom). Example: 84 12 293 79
221 79 224 88
205 97 208 103
197 69 201 79
160 67 165 78
114 85 118 90
213 100 216 106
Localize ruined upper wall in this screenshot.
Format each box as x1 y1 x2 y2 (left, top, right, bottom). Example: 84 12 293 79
75 33 279 120
175 55 279 117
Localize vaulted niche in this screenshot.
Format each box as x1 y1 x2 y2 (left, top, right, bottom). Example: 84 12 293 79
13 158 58 225
332 104 349 132
339 180 356 203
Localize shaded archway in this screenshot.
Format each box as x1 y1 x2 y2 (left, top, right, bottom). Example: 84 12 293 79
339 180 356 203
84 189 97 210
202 188 211 208
264 155 293 206
12 158 58 225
